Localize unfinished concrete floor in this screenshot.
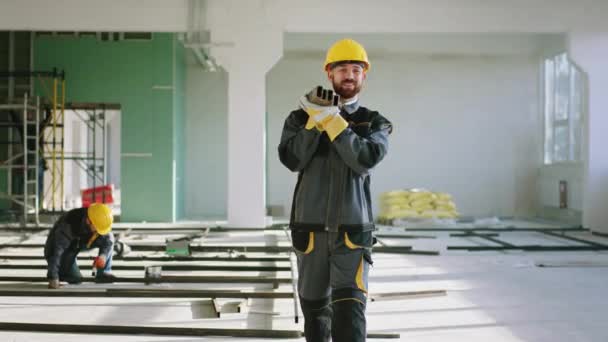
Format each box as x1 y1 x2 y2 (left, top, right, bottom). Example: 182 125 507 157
0 220 606 341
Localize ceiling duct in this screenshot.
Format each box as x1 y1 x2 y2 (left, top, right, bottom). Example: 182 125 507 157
183 0 229 71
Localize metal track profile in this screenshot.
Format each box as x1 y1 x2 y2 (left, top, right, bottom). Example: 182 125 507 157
446 229 608 251
0 264 291 272
0 322 400 339
0 242 293 253
375 233 437 239
0 275 291 284
448 245 608 252
0 288 294 299
0 242 434 254
405 227 584 232
0 322 303 339
0 254 291 262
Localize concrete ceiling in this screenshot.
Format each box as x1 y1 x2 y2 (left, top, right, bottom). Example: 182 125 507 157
283 32 567 58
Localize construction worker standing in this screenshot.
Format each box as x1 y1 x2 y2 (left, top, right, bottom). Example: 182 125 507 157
45 203 117 289
278 39 392 342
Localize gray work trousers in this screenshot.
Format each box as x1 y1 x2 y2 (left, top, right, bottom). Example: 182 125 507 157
292 230 374 342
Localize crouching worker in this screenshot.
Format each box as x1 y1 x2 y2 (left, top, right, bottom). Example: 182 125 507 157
45 203 117 289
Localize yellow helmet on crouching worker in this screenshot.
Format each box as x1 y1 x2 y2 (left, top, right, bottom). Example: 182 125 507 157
87 203 113 235
324 39 370 72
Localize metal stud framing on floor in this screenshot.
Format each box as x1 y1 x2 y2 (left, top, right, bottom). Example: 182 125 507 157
0 225 413 339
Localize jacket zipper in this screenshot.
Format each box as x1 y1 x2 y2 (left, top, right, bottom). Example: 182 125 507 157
334 162 345 232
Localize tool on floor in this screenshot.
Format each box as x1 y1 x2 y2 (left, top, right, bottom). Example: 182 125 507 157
114 240 131 257
165 236 192 257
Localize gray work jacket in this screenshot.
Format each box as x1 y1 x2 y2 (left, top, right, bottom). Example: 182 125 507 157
278 102 392 233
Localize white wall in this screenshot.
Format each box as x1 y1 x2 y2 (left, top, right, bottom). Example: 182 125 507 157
538 164 583 211
266 54 541 218
184 66 228 219
569 31 608 231
185 34 550 220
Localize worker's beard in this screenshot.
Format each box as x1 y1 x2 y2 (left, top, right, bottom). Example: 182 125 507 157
332 78 362 101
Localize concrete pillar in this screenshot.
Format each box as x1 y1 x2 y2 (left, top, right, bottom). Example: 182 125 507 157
208 1 283 227
225 63 270 228
568 31 608 232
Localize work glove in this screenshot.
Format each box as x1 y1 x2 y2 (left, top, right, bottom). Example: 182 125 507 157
302 86 339 109
93 255 107 269
299 86 339 131
299 86 349 141
48 279 61 289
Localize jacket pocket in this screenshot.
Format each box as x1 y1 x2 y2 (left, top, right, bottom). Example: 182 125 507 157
291 231 314 254
344 231 374 250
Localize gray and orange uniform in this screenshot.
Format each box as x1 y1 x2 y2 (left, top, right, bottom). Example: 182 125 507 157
278 99 392 342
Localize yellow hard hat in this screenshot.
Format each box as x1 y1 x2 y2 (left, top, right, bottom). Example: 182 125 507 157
324 39 370 72
87 203 113 235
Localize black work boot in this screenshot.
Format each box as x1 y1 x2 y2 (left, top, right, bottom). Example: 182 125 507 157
95 273 118 284
59 274 83 284
300 296 332 342
331 297 367 342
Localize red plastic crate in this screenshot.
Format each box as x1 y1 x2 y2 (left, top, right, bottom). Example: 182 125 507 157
81 184 114 208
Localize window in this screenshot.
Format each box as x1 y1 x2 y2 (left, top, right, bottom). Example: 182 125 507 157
543 53 585 164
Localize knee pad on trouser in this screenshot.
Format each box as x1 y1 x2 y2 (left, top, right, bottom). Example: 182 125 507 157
300 296 332 342
331 288 367 342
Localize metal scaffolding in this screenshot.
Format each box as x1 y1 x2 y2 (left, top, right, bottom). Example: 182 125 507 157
0 94 40 224
1 69 118 216
0 69 65 218
63 103 117 202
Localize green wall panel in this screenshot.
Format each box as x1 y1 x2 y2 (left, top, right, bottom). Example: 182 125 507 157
34 33 183 222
